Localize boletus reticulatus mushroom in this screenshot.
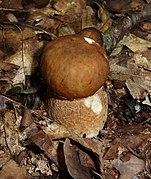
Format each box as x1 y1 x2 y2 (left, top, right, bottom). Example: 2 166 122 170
41 30 109 138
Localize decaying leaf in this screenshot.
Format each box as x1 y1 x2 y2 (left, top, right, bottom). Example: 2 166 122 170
5 40 43 85
3 109 25 155
53 0 87 23
0 27 43 86
0 160 27 179
78 149 96 170
0 110 11 167
119 124 151 154
1 0 23 9
125 78 146 99
133 53 151 69
104 0 146 13
0 1 151 178
82 6 96 29
104 0 132 13
64 138 92 179
0 149 10 168
97 3 112 32
30 129 59 165
122 33 151 52
112 154 145 179
6 13 18 23
0 61 19 79
20 109 34 129
110 62 151 99
103 138 121 160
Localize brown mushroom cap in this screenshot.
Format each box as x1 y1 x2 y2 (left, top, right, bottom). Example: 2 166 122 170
79 27 104 46
47 87 108 138
41 34 109 99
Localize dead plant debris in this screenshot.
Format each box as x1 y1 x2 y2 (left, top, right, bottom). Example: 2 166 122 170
0 0 151 178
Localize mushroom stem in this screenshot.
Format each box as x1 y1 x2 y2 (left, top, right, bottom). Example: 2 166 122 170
47 87 108 138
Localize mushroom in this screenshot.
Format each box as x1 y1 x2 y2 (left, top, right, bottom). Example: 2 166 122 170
41 32 109 138
41 34 109 99
79 27 104 46
47 87 108 138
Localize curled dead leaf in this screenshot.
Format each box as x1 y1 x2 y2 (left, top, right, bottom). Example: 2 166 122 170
64 138 92 179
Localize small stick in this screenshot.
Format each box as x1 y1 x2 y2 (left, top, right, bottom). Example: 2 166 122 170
103 3 151 55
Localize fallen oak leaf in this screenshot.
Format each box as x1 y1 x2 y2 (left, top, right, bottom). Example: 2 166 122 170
64 138 92 179
112 153 145 179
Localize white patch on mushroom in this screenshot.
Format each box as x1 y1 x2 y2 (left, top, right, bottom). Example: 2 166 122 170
84 37 95 44
83 94 102 114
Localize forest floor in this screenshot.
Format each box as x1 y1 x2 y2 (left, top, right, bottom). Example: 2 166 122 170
0 0 151 178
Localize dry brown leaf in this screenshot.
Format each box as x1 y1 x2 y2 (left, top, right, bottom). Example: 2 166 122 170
22 0 49 9
0 160 27 179
112 154 145 179
3 110 25 155
119 124 151 152
5 39 43 85
122 33 151 52
104 0 131 13
104 0 145 13
20 109 34 129
1 0 23 9
0 82 10 94
133 53 151 69
0 110 11 167
132 23 151 42
0 27 43 86
0 150 10 168
78 149 96 170
103 138 121 160
58 25 76 37
53 0 86 24
0 28 35 53
121 133 151 155
125 78 146 99
97 3 112 32
26 10 60 33
125 71 151 99
110 63 151 99
129 0 146 11
64 138 92 179
30 129 59 165
82 6 96 29
0 61 19 79
109 64 140 80
6 13 18 22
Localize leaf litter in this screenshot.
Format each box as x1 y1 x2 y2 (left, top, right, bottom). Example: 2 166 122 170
0 0 151 178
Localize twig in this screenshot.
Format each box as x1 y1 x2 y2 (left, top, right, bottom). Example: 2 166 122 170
103 3 151 55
